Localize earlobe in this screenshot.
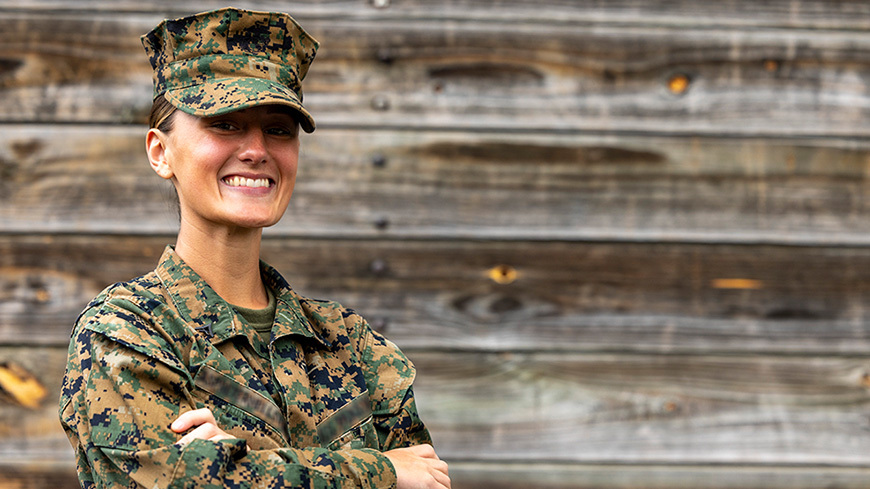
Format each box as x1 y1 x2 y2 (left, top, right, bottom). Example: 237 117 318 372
146 129 173 180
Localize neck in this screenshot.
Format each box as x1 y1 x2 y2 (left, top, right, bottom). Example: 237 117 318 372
174 219 268 309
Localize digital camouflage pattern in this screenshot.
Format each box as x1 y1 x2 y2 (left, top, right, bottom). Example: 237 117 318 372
141 8 319 132
59 246 432 488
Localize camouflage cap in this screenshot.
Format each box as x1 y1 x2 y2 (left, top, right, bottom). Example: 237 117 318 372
141 8 319 133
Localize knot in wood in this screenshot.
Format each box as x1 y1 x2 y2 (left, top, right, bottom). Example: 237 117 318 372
667 73 691 95
488 265 518 285
377 48 394 65
371 154 388 168
374 217 390 230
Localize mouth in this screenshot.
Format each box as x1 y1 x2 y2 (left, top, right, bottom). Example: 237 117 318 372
222 176 274 188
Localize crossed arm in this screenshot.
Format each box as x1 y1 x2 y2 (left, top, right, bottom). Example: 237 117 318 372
61 323 450 489
172 408 451 489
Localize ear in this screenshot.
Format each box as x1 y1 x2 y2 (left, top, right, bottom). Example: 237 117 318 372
146 128 174 180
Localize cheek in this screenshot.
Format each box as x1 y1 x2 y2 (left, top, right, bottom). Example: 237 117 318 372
280 145 301 180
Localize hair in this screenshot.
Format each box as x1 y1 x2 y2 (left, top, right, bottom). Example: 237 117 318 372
149 93 177 132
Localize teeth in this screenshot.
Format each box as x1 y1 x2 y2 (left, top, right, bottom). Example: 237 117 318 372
224 176 271 188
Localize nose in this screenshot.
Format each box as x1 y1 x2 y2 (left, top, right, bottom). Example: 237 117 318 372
237 128 268 165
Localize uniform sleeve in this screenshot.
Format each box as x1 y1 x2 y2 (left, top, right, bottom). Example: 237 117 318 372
374 387 433 450
60 321 397 489
361 327 433 450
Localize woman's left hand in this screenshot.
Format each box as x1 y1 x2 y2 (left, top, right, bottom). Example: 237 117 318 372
171 407 237 446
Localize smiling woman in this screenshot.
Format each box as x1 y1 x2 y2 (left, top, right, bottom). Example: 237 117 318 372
57 7 449 489
146 107 301 235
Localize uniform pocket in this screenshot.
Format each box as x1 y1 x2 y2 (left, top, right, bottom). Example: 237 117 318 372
192 364 288 446
326 415 378 450
318 391 378 450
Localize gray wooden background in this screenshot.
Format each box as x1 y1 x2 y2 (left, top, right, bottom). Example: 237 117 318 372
2 1 870 487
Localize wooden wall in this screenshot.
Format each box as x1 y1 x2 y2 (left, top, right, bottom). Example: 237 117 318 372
2 1 870 487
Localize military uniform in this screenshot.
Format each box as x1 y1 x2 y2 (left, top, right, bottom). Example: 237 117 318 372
59 247 431 488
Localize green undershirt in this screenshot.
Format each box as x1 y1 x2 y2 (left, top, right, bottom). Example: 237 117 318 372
231 287 277 348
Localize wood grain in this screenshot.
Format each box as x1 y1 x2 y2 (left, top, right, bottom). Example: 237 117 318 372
2 126 868 244
411 352 870 465
447 462 870 489
4 461 870 489
2 2 869 487
5 1 870 30
7 347 870 467
2 234 868 355
1 12 870 135
0 347 71 465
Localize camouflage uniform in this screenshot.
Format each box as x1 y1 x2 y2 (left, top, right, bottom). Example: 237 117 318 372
59 247 431 488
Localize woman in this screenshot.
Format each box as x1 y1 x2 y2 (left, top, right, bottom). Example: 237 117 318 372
58 8 450 489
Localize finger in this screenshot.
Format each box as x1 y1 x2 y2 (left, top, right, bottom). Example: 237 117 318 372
177 422 222 446
431 459 449 476
432 467 451 489
171 408 217 432
207 432 237 443
177 424 212 446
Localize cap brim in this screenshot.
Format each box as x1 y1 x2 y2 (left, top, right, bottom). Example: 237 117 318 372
164 78 316 133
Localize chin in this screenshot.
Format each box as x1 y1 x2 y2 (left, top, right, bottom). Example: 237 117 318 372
239 219 280 229
229 213 282 229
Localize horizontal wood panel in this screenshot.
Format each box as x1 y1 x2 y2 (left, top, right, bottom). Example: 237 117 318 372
5 1 870 30
448 462 870 489
2 126 868 243
7 347 870 467
3 1 869 487
0 347 72 463
2 234 868 355
0 462 79 489
413 352 870 465
2 13 870 135
5 461 870 489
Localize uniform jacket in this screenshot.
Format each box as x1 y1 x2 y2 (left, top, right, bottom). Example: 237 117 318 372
59 246 431 488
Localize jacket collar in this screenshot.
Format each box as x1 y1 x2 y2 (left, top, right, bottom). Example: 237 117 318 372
154 246 330 348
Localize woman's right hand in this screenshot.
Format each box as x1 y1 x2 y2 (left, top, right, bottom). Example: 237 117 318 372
384 444 451 489
170 407 237 446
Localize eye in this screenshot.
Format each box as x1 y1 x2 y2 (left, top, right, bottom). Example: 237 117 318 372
264 124 299 138
210 121 238 131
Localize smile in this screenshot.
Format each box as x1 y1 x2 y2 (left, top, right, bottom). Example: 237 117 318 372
222 176 273 188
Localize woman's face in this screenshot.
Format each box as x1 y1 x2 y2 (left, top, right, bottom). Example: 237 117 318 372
147 105 301 232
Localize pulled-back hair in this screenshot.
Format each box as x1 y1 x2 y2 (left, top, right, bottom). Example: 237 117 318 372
148 94 177 132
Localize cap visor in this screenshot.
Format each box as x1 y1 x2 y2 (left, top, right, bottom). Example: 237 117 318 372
164 78 315 133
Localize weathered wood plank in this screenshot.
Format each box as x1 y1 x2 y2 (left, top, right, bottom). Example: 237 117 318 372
5 461 870 489
8 347 870 466
2 235 868 355
2 126 868 243
2 13 870 135
413 352 870 465
0 463 78 489
448 462 870 489
0 347 71 463
5 0 870 30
